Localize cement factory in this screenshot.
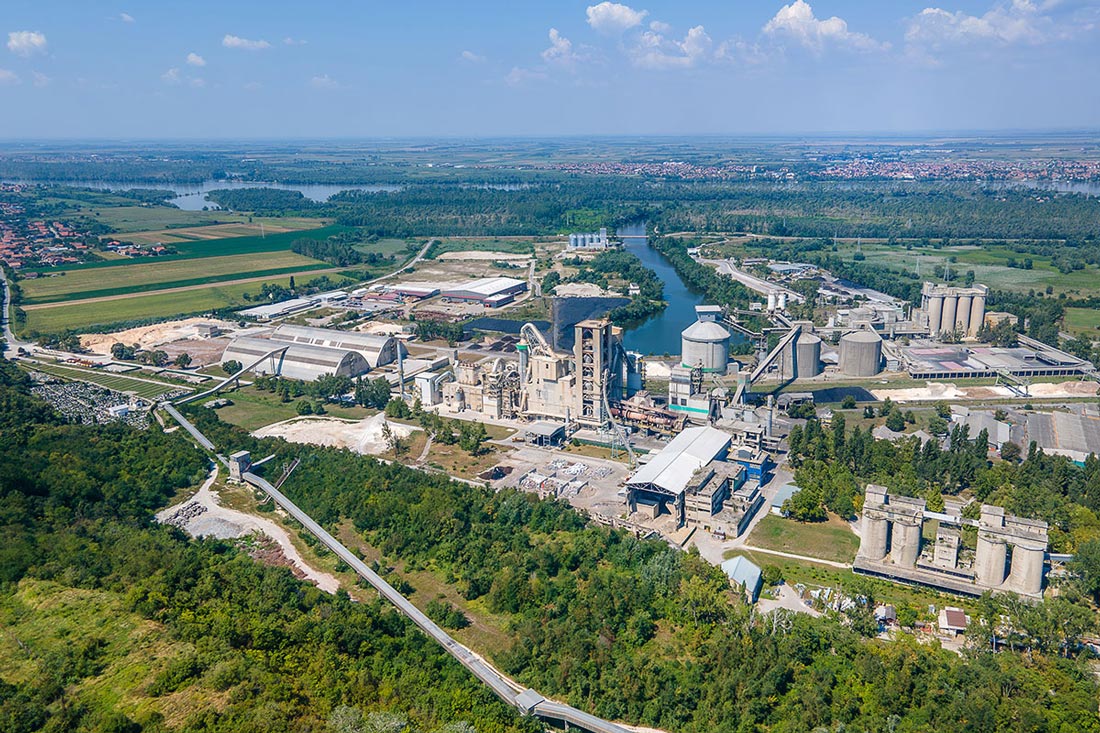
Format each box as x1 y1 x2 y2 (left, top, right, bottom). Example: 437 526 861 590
199 261 1096 602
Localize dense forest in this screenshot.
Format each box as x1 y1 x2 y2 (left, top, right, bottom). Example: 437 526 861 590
0 358 537 733
171 404 1100 733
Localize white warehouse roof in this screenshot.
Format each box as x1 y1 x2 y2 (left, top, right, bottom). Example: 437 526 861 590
270 324 403 368
221 336 371 382
626 426 732 496
442 277 526 298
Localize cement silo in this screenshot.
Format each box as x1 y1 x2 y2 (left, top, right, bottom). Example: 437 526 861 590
794 332 822 378
839 330 882 377
681 305 730 374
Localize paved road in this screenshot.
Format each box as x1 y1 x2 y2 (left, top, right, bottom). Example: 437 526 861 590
0 267 33 358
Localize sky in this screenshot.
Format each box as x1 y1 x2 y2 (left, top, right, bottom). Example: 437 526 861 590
0 0 1098 138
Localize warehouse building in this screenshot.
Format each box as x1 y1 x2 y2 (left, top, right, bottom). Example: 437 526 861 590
441 277 528 306
625 426 732 526
1026 408 1100 463
220 336 371 381
269 324 404 368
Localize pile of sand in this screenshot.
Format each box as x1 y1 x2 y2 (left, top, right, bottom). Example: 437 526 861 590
252 412 419 455
437 251 532 261
81 317 239 355
872 380 1100 402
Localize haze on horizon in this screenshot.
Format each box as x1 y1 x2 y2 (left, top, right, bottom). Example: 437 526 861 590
1 0 1098 139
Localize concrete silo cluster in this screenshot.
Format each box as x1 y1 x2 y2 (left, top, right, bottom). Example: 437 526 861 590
921 283 988 339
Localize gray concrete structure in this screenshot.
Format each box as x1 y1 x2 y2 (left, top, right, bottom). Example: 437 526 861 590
855 485 1049 598
681 305 730 374
921 282 989 338
794 332 823 378
838 330 883 377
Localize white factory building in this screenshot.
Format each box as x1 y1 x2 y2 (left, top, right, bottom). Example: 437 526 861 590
441 277 528 307
268 324 404 368
220 336 371 381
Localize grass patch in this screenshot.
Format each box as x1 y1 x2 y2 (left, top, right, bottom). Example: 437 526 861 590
24 225 350 274
20 252 327 304
212 387 376 431
120 218 325 245
22 361 189 399
1064 307 1100 337
747 513 860 564
429 238 535 258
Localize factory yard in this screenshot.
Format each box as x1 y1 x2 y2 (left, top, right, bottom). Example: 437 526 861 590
80 317 241 354
872 379 1100 402
252 413 420 456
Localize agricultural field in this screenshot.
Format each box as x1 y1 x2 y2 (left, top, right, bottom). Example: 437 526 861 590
747 513 861 565
22 273 353 334
22 361 190 399
119 217 326 244
20 251 329 304
429 237 536 258
352 237 416 258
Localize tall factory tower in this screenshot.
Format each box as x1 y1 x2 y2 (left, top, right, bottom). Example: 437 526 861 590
573 319 614 428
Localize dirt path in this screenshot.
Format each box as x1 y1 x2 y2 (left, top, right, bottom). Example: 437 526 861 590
156 466 340 593
21 267 348 310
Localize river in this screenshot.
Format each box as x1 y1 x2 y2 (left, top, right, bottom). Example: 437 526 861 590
619 221 710 357
1 179 403 211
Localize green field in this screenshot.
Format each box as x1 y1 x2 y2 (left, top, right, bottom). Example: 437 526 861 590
24 225 350 274
21 252 328 304
353 237 416 258
22 273 352 333
213 387 374 431
23 361 190 399
1063 307 1100 337
430 238 535 258
747 513 861 565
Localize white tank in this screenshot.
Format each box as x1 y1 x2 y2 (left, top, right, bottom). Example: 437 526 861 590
777 293 788 311
681 318 731 374
767 292 777 312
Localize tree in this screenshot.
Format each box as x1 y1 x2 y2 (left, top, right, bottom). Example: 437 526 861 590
1000 441 1022 463
885 410 906 432
1069 539 1100 602
355 377 392 409
459 421 488 456
841 395 857 410
222 360 242 375
783 487 826 522
296 400 314 415
173 352 192 368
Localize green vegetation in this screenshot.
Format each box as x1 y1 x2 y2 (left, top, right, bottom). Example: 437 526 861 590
748 513 860 564
21 273 355 334
21 361 189 399
19 252 328 304
1064 307 1100 337
561 249 665 325
427 238 535 258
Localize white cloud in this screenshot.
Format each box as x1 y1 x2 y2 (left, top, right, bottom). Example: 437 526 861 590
7 31 48 57
283 37 307 46
120 12 135 23
906 1 1052 46
631 25 713 69
460 50 486 63
161 67 181 84
186 52 206 67
541 28 581 69
222 34 271 51
0 69 19 85
189 77 206 88
649 20 672 33
310 74 339 89
763 1 888 53
505 66 547 87
586 2 648 34
31 71 49 86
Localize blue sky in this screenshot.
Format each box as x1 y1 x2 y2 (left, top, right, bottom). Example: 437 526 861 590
0 1 1098 138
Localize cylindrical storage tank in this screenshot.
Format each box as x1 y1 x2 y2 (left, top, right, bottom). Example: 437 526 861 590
1007 545 1044 595
767 292 777 311
795 332 822 378
777 293 787 310
956 294 972 335
941 295 958 337
838 330 882 377
968 294 986 337
681 319 730 374
976 534 1007 587
890 520 921 567
927 294 943 335
859 516 889 561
